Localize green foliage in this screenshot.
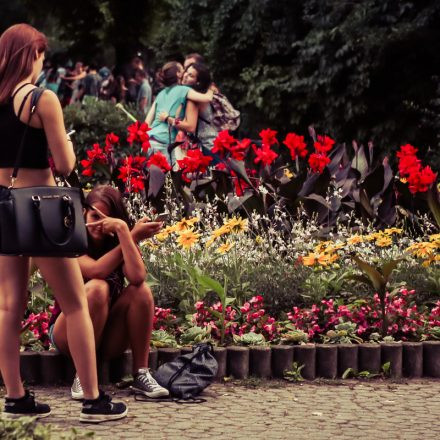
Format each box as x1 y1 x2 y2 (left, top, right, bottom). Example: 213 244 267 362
0 416 94 439
233 332 266 346
150 329 178 348
279 325 309 345
179 325 212 345
283 362 305 382
63 100 142 161
321 321 363 344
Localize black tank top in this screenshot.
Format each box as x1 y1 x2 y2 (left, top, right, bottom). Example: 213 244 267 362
0 84 49 169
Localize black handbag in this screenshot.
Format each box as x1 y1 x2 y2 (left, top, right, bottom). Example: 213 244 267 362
0 87 88 257
153 343 218 401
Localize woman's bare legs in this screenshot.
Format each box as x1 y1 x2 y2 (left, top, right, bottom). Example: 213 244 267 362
99 283 154 373
34 257 98 399
52 279 110 355
0 256 30 398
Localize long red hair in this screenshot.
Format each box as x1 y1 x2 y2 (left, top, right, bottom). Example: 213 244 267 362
0 23 48 104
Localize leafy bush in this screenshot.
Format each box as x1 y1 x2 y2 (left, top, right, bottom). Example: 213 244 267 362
233 332 267 346
63 100 142 160
0 416 94 439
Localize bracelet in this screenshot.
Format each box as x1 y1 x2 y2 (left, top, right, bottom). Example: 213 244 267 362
165 116 170 124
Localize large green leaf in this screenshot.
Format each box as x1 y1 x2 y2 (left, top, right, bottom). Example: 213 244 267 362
148 164 165 198
196 274 225 301
381 259 403 281
351 145 369 179
351 255 385 292
228 158 253 187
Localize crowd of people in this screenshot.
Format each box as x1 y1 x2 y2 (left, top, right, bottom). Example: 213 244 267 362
37 52 239 169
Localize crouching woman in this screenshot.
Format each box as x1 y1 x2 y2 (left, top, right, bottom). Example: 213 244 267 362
49 185 169 399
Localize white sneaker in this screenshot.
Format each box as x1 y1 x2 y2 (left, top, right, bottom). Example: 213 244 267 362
71 374 84 400
131 368 169 398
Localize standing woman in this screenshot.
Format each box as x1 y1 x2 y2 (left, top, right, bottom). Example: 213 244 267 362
0 24 127 422
145 61 213 167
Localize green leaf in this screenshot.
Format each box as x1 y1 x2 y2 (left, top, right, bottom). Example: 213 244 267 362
381 259 402 281
427 185 440 229
351 255 385 292
196 274 225 299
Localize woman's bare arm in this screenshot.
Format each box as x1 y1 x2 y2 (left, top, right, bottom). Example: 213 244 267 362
187 88 213 103
145 100 156 125
37 90 76 175
159 100 199 133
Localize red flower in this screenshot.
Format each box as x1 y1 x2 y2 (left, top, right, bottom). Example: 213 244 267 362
397 143 418 158
398 154 421 177
308 153 330 174
80 143 108 176
407 165 437 194
314 135 335 154
127 121 150 152
215 162 227 171
118 155 146 192
105 132 119 154
229 138 251 161
212 130 236 157
283 132 307 160
177 149 213 182
252 143 278 166
259 128 278 147
147 152 172 172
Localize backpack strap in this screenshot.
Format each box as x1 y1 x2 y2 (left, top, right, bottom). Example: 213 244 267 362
10 88 45 187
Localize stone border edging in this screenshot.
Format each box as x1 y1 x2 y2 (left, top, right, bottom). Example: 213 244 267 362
3 341 440 385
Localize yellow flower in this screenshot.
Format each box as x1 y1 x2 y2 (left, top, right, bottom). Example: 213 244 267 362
406 242 437 258
347 235 364 245
142 240 158 250
400 178 408 183
375 236 392 247
175 217 200 232
176 230 200 249
384 228 403 235
206 224 232 247
302 253 318 266
314 241 333 253
429 233 440 245
225 217 248 234
155 224 178 241
255 235 264 245
324 243 344 253
318 253 339 266
284 169 294 179
216 242 234 254
365 232 383 241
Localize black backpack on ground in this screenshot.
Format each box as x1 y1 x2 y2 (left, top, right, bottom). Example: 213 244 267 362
153 343 218 402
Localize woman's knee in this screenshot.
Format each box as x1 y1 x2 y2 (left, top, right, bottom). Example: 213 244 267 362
122 283 154 308
85 280 110 311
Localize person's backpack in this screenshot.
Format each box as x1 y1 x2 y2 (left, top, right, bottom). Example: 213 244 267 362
211 92 240 131
153 343 218 402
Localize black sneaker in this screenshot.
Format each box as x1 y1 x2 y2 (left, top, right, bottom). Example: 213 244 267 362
80 390 128 423
2 390 51 419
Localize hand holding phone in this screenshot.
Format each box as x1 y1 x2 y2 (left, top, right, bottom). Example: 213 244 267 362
154 213 170 223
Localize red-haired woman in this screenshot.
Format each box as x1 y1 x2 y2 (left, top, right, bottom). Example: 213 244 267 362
0 24 127 422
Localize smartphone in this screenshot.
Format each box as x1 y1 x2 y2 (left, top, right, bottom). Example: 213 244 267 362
67 130 76 137
154 213 170 222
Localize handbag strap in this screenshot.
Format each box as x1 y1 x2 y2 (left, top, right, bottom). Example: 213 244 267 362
10 87 45 188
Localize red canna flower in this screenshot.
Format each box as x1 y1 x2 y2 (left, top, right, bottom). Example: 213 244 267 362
283 132 308 160
259 128 278 147
398 154 421 177
229 138 251 161
308 153 331 174
80 143 108 176
407 165 437 194
252 143 278 166
397 143 418 158
118 155 146 192
146 151 172 172
212 130 237 157
177 149 213 182
105 132 119 154
127 121 151 152
314 135 335 154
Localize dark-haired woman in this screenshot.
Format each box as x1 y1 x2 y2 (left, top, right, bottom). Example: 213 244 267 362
145 61 213 167
0 24 126 422
160 63 220 164
50 185 169 399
